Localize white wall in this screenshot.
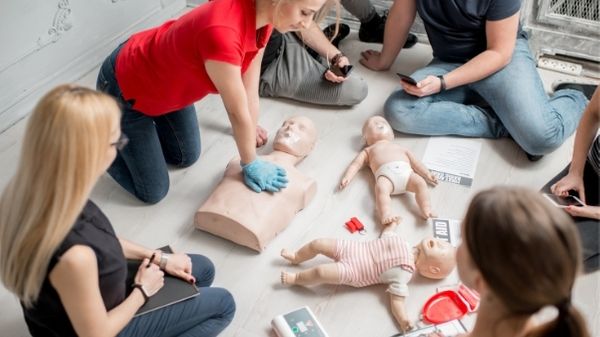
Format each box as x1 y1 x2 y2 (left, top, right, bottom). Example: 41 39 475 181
0 0 187 133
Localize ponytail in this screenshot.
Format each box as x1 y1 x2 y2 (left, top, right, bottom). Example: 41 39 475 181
527 300 590 337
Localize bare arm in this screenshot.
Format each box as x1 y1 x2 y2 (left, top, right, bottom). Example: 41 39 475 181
205 60 257 164
119 238 153 260
406 151 438 186
551 88 600 218
389 294 414 332
50 245 158 337
339 150 368 189
295 25 349 83
242 48 268 147
296 24 341 63
119 238 195 283
403 12 520 96
360 0 417 71
569 88 600 177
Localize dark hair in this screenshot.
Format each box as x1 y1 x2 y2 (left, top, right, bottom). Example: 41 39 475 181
463 186 590 337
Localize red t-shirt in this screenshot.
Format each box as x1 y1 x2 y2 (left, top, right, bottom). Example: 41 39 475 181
115 0 272 116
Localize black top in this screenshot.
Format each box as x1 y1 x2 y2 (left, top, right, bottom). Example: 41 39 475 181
589 135 600 177
21 200 127 337
416 0 522 62
261 30 283 74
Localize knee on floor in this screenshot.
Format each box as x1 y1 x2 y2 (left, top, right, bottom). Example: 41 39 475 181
172 146 201 168
383 91 420 132
517 131 564 156
136 181 169 204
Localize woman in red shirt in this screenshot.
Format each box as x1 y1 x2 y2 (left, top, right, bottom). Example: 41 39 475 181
97 0 336 203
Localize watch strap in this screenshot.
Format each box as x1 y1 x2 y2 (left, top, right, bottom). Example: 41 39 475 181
437 75 447 92
132 283 150 304
159 253 169 270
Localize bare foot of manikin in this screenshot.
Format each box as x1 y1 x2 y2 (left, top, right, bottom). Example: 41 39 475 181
280 249 299 265
280 271 297 285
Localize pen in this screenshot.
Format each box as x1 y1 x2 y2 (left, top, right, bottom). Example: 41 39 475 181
146 252 156 268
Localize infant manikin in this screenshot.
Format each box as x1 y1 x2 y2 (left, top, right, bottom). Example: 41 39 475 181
340 116 438 231
280 233 456 331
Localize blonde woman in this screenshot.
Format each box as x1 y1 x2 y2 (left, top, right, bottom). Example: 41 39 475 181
0 85 235 337
97 0 339 203
454 187 590 337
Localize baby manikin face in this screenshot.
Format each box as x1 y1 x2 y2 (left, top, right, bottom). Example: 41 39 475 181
363 116 393 145
415 236 457 279
273 116 317 156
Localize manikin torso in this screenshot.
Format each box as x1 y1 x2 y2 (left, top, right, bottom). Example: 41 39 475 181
365 141 411 173
196 116 318 252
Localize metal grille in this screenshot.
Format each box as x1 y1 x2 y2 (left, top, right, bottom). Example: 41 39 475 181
549 0 599 22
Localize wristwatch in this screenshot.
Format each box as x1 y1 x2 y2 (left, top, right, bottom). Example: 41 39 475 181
132 283 150 304
159 252 169 270
437 75 447 92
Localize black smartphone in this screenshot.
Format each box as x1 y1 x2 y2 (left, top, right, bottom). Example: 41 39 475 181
543 193 585 208
396 73 418 85
330 64 354 77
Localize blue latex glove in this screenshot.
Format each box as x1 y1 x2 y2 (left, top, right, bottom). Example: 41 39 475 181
241 159 288 193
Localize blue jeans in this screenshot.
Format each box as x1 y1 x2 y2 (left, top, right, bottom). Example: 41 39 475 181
118 255 235 337
384 37 588 155
97 44 201 204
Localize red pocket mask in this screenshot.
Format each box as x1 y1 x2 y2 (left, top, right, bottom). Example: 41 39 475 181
422 284 480 324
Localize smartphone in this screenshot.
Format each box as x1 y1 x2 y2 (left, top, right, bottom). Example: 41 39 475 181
330 64 353 77
543 193 585 208
396 73 418 85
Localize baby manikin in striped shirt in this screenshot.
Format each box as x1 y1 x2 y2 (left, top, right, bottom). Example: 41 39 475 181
280 233 456 332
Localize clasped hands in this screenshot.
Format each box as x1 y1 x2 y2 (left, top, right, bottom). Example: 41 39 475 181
134 252 195 298
242 159 288 193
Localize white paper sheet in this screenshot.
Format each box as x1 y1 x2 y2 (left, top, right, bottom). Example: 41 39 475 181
422 138 482 187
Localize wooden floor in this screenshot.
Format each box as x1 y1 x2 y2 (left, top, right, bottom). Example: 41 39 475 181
0 32 598 337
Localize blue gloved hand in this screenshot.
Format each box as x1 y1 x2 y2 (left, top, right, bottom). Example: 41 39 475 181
241 159 288 193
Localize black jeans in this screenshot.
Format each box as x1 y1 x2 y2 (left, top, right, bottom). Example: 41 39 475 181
96 43 201 204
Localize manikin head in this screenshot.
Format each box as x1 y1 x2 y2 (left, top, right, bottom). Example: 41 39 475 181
273 116 317 157
414 236 456 279
362 116 394 146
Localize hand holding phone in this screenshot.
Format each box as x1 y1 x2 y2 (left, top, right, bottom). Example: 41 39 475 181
329 64 354 78
543 193 585 208
396 73 418 85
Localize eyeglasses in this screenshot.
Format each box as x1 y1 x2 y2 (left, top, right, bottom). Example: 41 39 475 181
111 133 129 151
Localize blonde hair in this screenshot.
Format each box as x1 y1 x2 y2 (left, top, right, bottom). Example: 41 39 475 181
464 186 590 337
273 0 341 40
0 84 121 307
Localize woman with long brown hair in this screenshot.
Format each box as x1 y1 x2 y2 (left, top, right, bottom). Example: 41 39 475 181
0 85 235 337
456 186 591 337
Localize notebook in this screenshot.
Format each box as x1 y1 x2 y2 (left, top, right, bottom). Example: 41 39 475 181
126 246 200 316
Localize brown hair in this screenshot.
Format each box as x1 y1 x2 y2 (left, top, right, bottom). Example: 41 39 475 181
463 186 590 337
